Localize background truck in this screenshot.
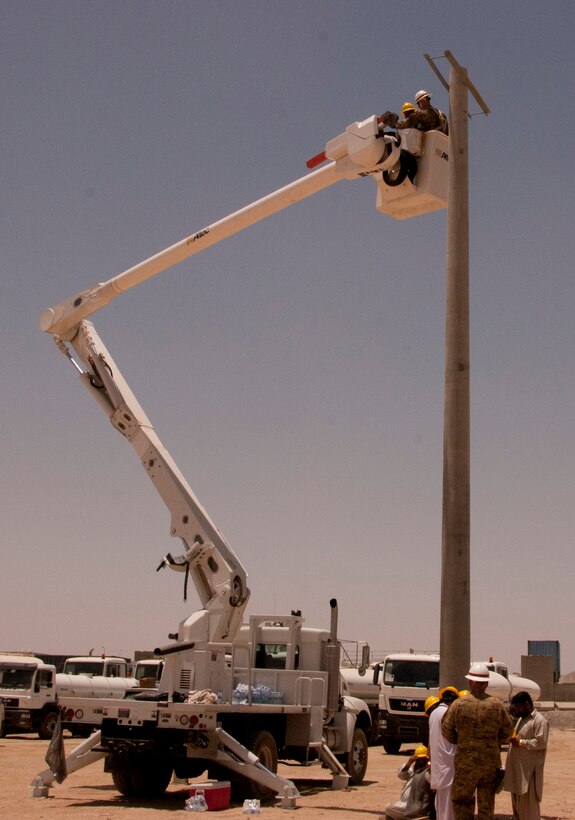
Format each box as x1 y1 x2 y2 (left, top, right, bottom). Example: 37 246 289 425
0 653 139 739
63 656 133 679
340 654 381 743
0 654 59 739
369 652 541 753
132 658 164 687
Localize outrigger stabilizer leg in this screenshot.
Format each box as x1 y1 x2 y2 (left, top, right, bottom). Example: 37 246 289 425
30 730 105 797
215 727 300 809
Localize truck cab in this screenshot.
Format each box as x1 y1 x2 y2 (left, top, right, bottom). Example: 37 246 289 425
374 652 538 754
0 654 59 738
133 659 164 687
376 653 440 753
63 656 131 677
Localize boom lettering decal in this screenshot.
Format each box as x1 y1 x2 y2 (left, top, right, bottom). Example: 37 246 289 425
186 228 210 245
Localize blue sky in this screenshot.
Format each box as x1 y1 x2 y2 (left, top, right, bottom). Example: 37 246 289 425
2 1 574 675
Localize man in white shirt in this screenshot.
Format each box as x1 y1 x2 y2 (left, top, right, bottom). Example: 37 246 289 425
429 686 459 820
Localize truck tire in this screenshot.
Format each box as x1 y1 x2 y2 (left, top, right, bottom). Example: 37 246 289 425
339 726 368 785
38 708 59 740
239 730 278 801
382 737 402 754
111 757 172 798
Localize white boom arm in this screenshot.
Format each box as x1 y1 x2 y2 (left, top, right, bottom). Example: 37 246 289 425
40 115 406 644
62 319 249 642
40 116 400 341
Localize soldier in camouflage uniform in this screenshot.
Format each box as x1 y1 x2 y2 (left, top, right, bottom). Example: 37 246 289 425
414 89 449 134
381 90 448 135
380 105 439 133
441 663 514 820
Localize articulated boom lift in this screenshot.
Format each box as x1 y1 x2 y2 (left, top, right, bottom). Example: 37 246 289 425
35 115 448 806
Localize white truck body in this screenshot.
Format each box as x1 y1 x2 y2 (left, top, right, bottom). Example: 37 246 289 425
61 611 371 796
60 656 138 706
368 652 540 753
483 659 541 701
63 656 133 679
0 654 59 739
0 653 139 739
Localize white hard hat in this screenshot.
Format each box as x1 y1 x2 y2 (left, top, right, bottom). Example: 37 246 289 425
465 662 490 682
415 89 431 104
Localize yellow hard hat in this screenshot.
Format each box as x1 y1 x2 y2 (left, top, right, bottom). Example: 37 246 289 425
424 695 440 715
415 744 429 758
402 101 416 115
458 689 471 697
439 685 460 701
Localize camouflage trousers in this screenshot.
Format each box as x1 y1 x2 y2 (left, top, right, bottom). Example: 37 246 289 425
451 753 499 820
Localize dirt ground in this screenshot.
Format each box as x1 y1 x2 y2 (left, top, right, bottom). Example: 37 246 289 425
1 712 573 819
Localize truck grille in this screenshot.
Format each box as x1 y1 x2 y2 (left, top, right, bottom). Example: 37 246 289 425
389 698 425 712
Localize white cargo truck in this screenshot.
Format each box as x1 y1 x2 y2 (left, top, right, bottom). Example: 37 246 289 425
0 653 139 739
371 652 540 753
63 656 132 678
0 654 59 739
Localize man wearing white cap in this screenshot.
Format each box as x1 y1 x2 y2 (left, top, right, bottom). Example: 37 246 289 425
441 662 514 819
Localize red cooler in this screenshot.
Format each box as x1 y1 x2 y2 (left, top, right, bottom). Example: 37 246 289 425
188 781 231 810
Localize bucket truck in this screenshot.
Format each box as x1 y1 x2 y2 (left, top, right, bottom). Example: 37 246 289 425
35 114 448 806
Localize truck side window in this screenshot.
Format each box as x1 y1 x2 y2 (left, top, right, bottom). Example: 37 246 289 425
39 670 53 688
255 644 287 670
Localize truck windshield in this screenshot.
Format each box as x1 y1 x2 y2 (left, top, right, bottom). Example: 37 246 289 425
384 659 439 688
0 663 35 689
64 661 104 675
135 663 161 680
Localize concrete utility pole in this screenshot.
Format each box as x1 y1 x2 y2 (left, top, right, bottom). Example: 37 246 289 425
424 51 489 688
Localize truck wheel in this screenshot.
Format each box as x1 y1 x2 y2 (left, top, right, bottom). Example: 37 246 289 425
382 737 402 754
341 726 368 785
38 709 59 740
111 757 172 797
241 730 278 801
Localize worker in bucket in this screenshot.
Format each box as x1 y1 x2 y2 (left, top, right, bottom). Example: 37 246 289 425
398 101 418 126
414 89 449 134
380 102 418 130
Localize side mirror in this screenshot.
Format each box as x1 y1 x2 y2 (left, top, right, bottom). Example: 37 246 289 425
372 663 381 685
358 644 370 676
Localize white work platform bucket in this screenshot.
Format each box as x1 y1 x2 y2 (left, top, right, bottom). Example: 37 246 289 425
375 130 449 220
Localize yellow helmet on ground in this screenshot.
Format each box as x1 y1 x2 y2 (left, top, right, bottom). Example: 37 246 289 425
415 744 429 758
424 695 440 715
